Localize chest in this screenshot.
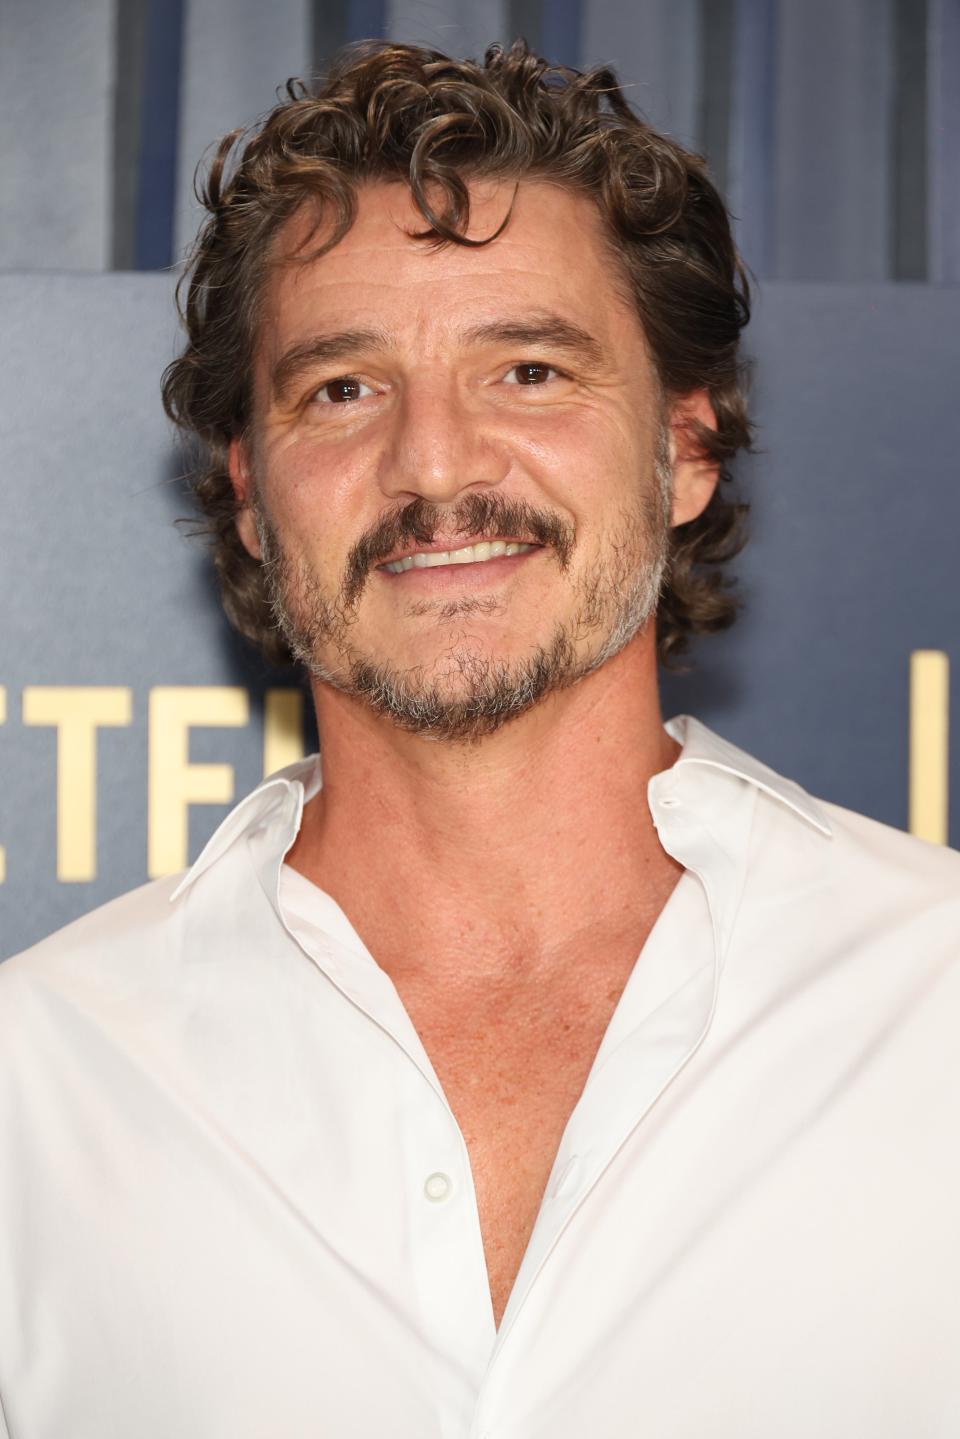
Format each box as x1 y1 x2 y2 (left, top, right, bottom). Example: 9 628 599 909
395 960 637 1326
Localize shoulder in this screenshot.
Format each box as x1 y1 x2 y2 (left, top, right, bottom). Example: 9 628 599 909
750 786 960 957
0 759 312 999
0 877 195 1132
669 706 960 952
816 796 960 904
819 797 960 882
669 716 960 924
0 874 184 1011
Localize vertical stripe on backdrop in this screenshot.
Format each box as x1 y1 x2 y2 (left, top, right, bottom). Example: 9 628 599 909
927 0 960 280
386 0 507 57
133 0 185 271
112 0 148 270
727 0 778 278
773 0 894 280
311 0 388 85
891 0 928 279
537 0 582 68
0 0 115 270
346 0 390 42
312 0 350 74
507 0 542 53
581 0 702 147
312 0 349 74
697 0 735 199
173 0 312 264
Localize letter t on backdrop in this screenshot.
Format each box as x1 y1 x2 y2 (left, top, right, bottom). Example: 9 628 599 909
22 687 134 881
148 687 249 878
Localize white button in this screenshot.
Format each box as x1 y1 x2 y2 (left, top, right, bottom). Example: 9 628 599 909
424 1171 452 1202
659 796 680 808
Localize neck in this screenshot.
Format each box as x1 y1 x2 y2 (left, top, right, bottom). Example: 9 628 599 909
287 628 681 978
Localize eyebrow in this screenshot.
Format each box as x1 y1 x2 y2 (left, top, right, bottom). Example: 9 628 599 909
461 315 608 368
269 310 609 403
270 327 391 404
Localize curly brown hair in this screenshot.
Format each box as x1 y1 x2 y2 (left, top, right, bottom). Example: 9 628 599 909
162 38 751 668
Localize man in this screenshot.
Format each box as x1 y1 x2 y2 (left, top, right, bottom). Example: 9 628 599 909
1 39 957 1439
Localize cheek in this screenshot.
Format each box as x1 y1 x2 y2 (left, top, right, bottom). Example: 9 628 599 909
511 414 642 532
261 435 371 552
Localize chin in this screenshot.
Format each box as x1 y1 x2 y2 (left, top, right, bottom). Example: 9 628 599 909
324 623 584 740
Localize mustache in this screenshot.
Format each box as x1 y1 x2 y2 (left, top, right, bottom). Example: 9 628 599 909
341 493 575 605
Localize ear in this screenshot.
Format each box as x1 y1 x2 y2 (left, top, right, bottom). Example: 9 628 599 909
227 436 263 560
667 389 721 527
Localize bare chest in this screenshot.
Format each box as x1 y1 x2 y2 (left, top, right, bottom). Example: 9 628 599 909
398 967 634 1328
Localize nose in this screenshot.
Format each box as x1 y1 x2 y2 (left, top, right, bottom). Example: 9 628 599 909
376 375 510 505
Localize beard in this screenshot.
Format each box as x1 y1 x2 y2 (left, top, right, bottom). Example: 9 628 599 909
255 427 673 744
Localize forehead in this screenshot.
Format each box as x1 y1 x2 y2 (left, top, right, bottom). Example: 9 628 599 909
257 178 644 361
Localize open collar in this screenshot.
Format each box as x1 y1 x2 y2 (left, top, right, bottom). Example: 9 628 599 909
171 714 831 906
661 715 832 836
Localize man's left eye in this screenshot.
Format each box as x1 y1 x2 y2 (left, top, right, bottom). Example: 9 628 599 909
313 377 375 404
503 363 561 386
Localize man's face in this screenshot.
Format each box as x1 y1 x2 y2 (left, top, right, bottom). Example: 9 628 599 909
231 179 701 741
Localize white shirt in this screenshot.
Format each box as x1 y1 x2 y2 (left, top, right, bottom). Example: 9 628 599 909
1 715 959 1438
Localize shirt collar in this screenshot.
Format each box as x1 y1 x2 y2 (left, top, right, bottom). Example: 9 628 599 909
660 715 832 837
171 713 831 905
169 754 321 902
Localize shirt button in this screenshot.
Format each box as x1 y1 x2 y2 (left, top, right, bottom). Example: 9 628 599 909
659 796 680 808
424 1171 452 1202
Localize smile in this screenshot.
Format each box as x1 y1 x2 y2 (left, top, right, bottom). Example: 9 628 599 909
380 541 537 574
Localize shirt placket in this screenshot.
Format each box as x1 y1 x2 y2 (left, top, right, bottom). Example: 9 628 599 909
470 776 756 1436
273 863 497 1432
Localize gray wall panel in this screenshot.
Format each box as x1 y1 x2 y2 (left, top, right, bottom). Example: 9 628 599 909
0 0 115 271
174 0 311 261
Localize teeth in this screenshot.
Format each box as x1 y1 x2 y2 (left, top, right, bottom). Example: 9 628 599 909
384 541 534 574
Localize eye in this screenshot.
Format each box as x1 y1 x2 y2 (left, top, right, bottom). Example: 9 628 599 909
312 376 375 405
502 362 563 386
